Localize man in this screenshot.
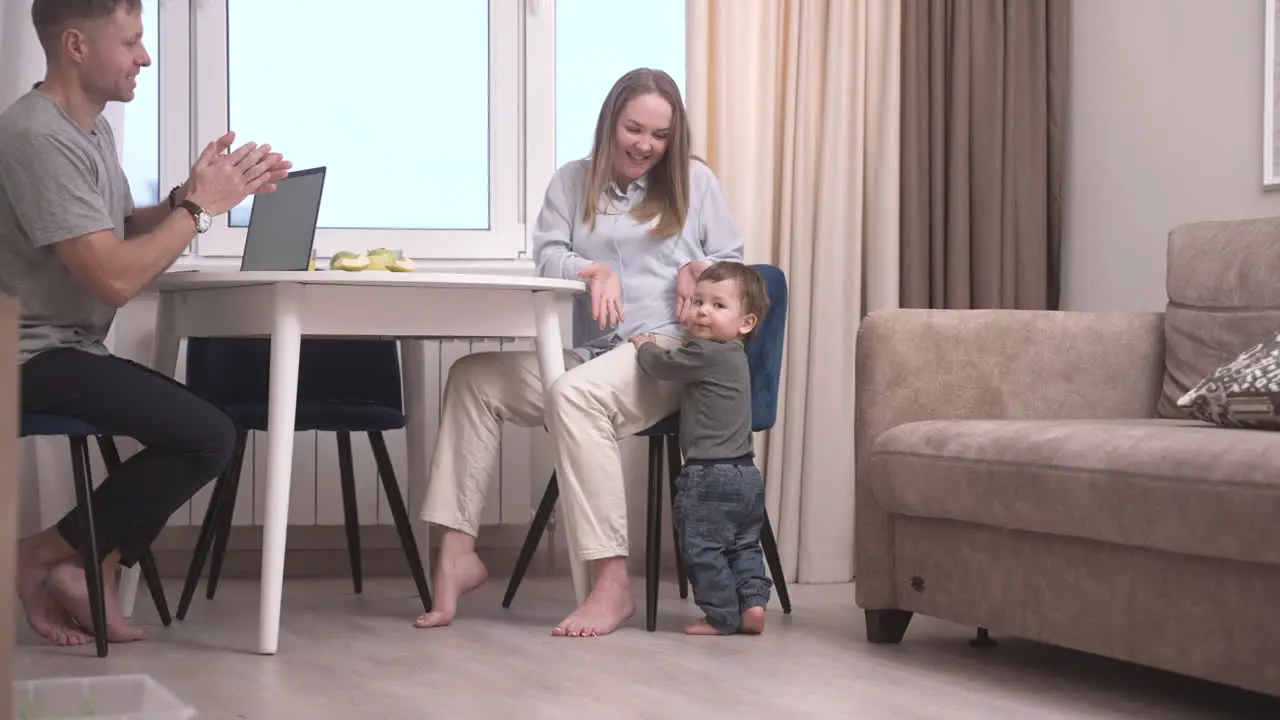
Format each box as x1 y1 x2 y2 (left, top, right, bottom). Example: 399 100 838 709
2 0 290 647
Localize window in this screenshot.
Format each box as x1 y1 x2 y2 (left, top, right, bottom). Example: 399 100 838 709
120 0 159 207
223 1 490 232
552 0 687 170
158 0 686 262
193 0 520 260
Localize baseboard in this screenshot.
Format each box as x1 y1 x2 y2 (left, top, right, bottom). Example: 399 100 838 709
147 523 677 579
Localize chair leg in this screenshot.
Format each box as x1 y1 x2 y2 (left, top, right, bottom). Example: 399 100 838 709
178 431 243 619
336 431 363 594
760 510 791 614
664 435 688 600
205 433 247 600
177 472 228 619
502 472 559 609
367 431 432 612
95 437 171 625
138 553 172 627
69 437 108 657
645 436 664 632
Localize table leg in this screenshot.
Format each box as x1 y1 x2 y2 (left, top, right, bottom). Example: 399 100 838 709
259 284 303 655
400 340 432 584
119 293 181 619
532 292 588 605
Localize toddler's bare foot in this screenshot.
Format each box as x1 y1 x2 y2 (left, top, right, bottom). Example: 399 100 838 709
739 606 766 635
46 561 145 643
414 550 487 629
16 542 89 646
682 617 724 635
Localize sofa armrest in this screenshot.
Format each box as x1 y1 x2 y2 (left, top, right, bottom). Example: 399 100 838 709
854 309 1165 609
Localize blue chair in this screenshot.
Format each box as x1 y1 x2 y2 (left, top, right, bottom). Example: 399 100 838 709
174 338 431 620
502 264 793 631
20 414 173 658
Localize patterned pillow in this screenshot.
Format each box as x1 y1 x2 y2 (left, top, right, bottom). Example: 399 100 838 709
1176 333 1280 429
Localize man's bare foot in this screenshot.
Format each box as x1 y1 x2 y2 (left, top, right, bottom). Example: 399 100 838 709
739 606 766 635
16 542 90 646
46 561 145 643
552 565 634 638
682 617 724 635
413 550 488 629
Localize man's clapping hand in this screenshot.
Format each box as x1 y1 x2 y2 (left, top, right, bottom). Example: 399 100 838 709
184 131 292 215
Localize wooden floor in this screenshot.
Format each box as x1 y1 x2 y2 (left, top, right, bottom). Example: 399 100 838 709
14 575 1280 719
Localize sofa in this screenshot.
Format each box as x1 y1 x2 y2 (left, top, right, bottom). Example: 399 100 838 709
853 217 1280 696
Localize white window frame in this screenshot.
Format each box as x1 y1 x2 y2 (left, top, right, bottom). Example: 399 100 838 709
186 0 530 261
158 0 192 256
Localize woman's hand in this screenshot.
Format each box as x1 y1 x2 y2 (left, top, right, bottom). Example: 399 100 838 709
676 260 713 322
578 262 624 329
629 333 656 348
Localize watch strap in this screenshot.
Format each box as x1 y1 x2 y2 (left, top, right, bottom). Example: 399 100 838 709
177 199 205 221
167 185 183 210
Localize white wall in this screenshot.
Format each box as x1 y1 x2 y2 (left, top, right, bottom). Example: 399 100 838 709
1062 0 1280 311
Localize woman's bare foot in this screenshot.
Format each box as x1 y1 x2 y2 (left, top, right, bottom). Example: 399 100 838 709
739 606 766 635
682 617 723 635
414 533 488 629
45 561 145 643
16 539 89 646
552 558 634 638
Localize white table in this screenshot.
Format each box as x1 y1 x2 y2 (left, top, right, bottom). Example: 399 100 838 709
140 271 586 654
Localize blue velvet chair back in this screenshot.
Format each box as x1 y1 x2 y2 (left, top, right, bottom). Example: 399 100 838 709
185 338 404 413
747 264 787 432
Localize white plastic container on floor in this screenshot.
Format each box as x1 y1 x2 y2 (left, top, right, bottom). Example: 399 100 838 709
13 674 196 720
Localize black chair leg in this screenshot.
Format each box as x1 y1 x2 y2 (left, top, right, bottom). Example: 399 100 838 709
96 436 171 626
177 431 243 618
367 431 432 612
138 553 172 626
760 510 791 614
205 433 247 600
69 436 108 657
645 436 663 632
177 469 228 620
336 431 363 594
502 472 559 609
664 435 688 600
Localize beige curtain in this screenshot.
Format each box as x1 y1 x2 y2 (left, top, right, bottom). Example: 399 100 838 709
686 0 901 583
900 0 1069 310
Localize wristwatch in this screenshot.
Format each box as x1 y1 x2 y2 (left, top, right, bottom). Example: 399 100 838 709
177 199 212 234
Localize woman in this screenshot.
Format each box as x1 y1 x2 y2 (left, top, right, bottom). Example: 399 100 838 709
416 68 743 637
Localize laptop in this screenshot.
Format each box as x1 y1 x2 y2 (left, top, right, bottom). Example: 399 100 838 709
239 166 327 271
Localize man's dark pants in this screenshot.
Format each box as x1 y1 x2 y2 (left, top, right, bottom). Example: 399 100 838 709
22 348 236 566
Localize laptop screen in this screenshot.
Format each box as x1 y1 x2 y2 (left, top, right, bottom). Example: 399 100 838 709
239 166 327 271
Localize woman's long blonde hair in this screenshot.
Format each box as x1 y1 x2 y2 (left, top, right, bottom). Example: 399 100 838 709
582 68 692 239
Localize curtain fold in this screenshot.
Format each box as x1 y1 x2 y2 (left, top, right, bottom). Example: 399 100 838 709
900 0 1069 310
687 0 901 583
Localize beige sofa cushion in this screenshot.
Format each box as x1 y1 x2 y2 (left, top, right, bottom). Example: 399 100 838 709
870 418 1280 566
1159 217 1280 419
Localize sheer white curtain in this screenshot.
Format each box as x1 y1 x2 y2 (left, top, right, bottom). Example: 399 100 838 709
0 6 134 537
687 0 902 584
0 3 45 107
0 4 65 536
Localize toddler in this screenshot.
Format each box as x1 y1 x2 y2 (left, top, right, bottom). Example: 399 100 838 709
630 261 772 635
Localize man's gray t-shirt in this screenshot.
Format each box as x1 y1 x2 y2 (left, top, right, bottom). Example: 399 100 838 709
635 338 753 462
0 88 133 362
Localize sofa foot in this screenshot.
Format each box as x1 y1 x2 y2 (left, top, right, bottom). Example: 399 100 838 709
969 627 998 648
865 609 913 644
